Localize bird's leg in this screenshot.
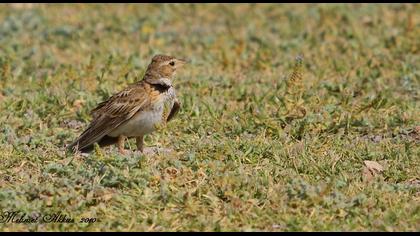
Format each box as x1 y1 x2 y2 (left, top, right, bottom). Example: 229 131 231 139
118 135 127 154
136 136 144 153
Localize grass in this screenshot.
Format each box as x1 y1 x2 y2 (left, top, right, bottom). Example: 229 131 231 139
0 3 419 232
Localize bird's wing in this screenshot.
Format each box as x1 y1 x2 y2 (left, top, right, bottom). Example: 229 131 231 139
90 86 135 118
167 99 180 122
69 83 152 151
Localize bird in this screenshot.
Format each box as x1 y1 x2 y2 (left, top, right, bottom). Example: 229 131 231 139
68 54 187 154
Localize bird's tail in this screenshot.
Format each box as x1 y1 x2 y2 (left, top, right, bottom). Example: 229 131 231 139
67 135 119 153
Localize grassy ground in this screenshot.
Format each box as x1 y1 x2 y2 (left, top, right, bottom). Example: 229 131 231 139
0 3 419 232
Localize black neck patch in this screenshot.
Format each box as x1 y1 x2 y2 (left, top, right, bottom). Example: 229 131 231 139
144 77 173 93
149 82 172 93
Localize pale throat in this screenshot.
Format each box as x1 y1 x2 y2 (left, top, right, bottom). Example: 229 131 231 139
154 77 173 87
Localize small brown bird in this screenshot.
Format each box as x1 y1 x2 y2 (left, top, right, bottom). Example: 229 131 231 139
68 54 187 154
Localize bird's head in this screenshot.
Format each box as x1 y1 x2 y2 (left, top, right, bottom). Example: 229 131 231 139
145 54 188 79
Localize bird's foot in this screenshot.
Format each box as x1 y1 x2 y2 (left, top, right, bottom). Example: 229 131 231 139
118 149 129 155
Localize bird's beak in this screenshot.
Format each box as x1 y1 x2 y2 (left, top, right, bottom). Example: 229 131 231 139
176 58 189 66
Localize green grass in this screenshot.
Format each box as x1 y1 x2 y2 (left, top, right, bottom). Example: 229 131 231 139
0 3 419 231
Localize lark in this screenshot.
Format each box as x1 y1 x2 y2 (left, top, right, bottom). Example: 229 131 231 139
68 54 187 154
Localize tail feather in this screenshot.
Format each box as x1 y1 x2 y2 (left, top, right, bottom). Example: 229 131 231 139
68 135 119 153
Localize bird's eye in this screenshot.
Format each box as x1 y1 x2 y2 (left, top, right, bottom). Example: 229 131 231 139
169 61 175 66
